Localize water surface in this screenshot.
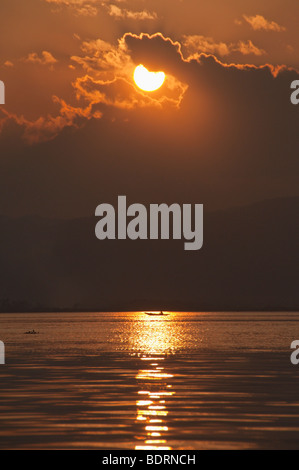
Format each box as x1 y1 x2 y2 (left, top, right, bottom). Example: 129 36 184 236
1 311 299 449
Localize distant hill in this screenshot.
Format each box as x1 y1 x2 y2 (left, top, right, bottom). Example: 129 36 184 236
0 197 298 312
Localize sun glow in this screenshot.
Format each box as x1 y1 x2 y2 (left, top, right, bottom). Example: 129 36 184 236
134 65 166 92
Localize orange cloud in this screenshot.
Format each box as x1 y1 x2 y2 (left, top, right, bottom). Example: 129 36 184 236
45 0 99 16
235 40 265 56
0 33 188 144
45 0 153 18
183 35 265 58
0 96 102 144
72 37 133 73
71 33 187 109
105 4 157 21
243 14 286 32
1 31 295 146
24 51 57 66
183 35 231 57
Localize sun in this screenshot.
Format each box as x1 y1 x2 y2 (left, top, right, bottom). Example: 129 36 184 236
134 65 166 92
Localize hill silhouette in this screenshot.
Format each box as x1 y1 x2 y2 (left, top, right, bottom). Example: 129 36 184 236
0 197 298 312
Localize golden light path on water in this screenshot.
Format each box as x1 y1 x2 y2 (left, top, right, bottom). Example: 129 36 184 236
131 313 179 450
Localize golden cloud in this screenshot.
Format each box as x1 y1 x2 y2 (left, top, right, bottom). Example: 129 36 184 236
183 35 231 57
45 0 156 19
45 0 99 16
235 40 265 56
105 4 157 21
243 14 286 32
1 31 293 145
0 33 187 144
183 35 265 58
24 51 58 66
0 97 102 144
71 33 188 109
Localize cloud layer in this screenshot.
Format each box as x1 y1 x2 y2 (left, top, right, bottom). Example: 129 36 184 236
0 31 298 145
0 31 298 220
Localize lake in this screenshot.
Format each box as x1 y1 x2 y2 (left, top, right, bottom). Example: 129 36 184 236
0 311 299 449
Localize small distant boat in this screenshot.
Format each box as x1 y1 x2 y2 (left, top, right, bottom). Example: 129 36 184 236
24 330 39 335
145 311 169 316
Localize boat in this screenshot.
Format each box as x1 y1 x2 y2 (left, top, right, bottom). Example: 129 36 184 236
24 330 39 335
145 311 169 316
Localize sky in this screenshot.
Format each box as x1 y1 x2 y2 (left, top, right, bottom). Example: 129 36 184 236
0 1 298 309
0 0 298 217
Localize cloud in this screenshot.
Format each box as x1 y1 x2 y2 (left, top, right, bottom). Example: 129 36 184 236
235 40 265 56
1 31 297 149
182 35 231 57
24 51 58 66
183 35 265 58
0 33 187 143
73 4 98 16
45 0 153 18
234 19 242 26
45 0 99 16
243 14 286 32
0 97 102 144
105 4 157 21
72 37 133 73
71 33 188 111
287 45 294 54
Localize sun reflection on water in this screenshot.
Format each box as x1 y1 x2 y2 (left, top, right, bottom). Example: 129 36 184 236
133 313 177 450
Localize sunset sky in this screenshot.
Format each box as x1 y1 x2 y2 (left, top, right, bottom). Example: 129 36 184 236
0 0 298 310
0 0 298 218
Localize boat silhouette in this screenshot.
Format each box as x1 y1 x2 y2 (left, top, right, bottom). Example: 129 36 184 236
145 311 169 316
